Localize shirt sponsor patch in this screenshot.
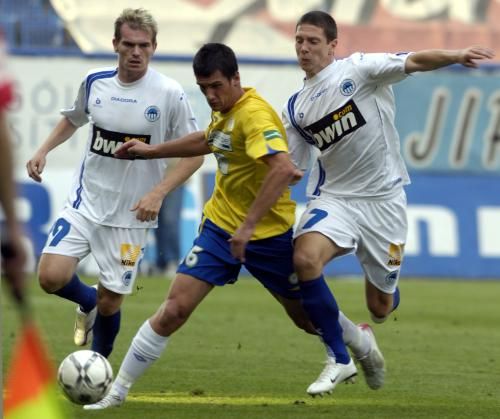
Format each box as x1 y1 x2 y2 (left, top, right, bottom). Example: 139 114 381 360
208 130 233 151
90 125 151 158
304 100 366 151
120 243 142 267
388 243 404 267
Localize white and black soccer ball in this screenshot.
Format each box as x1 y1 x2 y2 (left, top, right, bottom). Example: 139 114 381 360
57 350 113 405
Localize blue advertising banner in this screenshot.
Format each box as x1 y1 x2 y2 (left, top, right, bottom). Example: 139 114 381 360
395 67 500 173
14 170 500 279
200 172 500 279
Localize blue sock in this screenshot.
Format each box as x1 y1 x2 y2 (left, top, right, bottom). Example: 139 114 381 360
392 287 400 312
91 310 121 358
54 274 96 313
299 275 350 364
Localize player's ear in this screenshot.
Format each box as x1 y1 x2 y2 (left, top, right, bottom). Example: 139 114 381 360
328 39 338 55
232 71 241 85
112 38 119 52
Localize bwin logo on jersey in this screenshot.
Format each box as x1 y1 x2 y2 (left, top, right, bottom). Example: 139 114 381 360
144 106 160 122
304 99 366 151
340 79 356 96
90 125 151 158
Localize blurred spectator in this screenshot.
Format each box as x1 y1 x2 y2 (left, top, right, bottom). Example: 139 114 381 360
154 159 184 277
0 30 26 301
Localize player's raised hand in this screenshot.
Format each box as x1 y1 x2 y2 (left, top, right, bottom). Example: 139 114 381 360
459 46 495 68
26 151 47 182
115 139 152 159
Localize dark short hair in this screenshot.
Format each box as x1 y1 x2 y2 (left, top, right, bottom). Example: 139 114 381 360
193 43 238 79
296 11 337 42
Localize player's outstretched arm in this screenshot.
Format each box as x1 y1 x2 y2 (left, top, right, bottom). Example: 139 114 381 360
26 116 78 183
405 45 495 74
115 131 211 159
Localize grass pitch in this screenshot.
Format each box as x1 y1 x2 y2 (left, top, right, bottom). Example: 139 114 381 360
2 275 500 418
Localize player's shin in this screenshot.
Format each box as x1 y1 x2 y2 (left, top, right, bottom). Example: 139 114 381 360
338 311 370 358
91 310 121 357
55 274 97 312
112 319 169 400
299 275 350 363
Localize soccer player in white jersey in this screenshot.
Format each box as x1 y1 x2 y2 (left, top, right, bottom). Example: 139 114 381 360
25 8 203 358
283 10 494 396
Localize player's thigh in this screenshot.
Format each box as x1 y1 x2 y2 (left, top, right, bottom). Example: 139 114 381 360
294 197 359 268
38 253 79 291
91 226 148 295
244 229 300 299
166 273 214 312
177 219 241 286
39 211 92 288
356 191 407 295
151 273 214 335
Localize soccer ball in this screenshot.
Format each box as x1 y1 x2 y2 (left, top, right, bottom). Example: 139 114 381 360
57 350 113 405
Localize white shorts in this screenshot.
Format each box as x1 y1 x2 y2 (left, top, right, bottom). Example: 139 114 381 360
294 190 407 294
42 208 148 294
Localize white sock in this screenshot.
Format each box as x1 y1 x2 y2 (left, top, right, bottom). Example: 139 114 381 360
111 320 169 399
338 311 370 359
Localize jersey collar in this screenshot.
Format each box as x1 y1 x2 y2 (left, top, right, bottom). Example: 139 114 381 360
303 60 337 88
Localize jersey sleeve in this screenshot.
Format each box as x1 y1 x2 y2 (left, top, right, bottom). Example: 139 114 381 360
243 108 288 161
166 87 200 140
353 52 409 85
61 80 89 127
282 103 315 172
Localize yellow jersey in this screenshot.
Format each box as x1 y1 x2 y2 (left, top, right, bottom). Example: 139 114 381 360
203 88 296 239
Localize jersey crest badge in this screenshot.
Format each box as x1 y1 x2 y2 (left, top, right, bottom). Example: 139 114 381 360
340 79 356 96
144 105 160 122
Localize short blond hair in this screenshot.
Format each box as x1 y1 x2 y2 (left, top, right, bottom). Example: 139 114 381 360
114 8 158 44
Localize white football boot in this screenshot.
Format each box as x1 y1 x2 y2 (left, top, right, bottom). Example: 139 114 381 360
307 357 357 396
83 392 124 410
73 285 98 346
356 323 385 390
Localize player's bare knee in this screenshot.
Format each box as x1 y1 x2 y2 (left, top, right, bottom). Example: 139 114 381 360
38 269 69 293
293 249 319 275
96 289 123 316
160 298 192 330
367 300 391 320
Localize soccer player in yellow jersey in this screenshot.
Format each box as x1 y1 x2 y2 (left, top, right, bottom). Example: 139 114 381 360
84 43 321 410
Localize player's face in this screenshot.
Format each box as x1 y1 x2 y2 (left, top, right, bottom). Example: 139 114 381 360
295 24 337 78
113 23 157 83
196 70 241 113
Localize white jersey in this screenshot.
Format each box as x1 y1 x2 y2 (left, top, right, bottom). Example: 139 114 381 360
62 66 198 228
283 52 411 199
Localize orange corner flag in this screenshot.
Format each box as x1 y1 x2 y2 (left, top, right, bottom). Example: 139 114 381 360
3 322 68 419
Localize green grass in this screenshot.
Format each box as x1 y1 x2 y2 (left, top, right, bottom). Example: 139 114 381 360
3 276 500 418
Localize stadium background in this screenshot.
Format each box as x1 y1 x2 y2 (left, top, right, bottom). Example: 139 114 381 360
2 0 499 279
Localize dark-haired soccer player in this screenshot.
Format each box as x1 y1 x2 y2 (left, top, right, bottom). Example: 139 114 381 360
283 10 494 396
